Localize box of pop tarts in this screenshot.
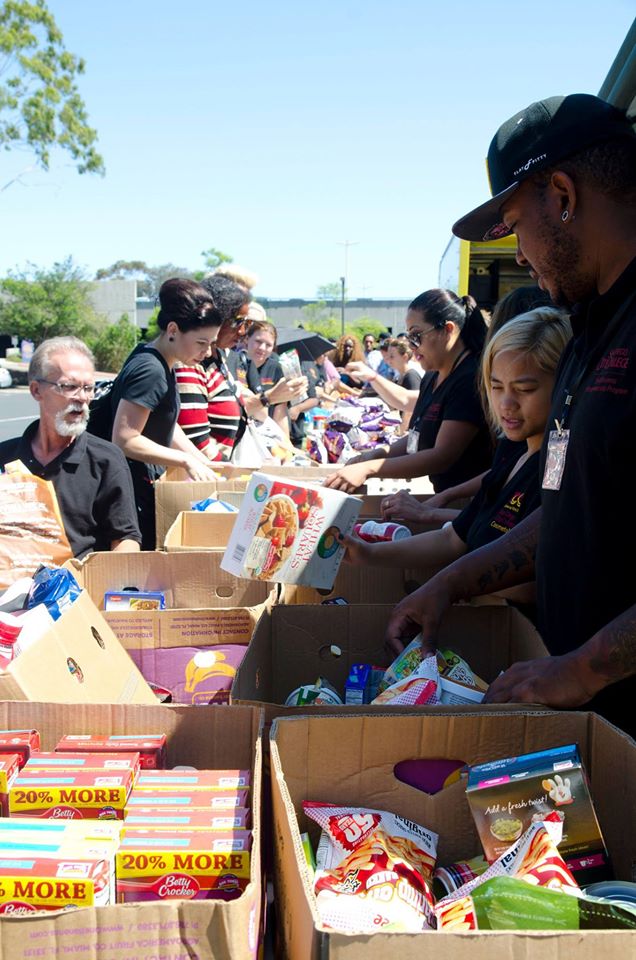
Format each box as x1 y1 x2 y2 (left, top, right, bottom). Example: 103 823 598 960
116 829 252 902
134 769 250 790
0 753 20 816
0 854 113 914
25 751 141 780
10 768 134 820
221 473 361 589
56 734 167 769
126 787 249 812
0 729 40 768
123 808 251 831
466 742 610 884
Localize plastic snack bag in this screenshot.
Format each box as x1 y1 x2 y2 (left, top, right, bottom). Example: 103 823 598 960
304 801 438 934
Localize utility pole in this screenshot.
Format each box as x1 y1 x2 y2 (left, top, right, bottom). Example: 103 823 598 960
336 239 359 335
340 276 345 336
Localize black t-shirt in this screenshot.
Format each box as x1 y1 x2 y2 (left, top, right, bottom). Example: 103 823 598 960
400 369 422 391
0 422 141 558
537 256 636 735
408 353 491 492
453 445 541 552
110 344 179 481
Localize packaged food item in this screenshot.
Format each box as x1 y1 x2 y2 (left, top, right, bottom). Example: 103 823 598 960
10 768 135 820
466 743 610 884
372 655 441 706
116 829 252 902
285 678 343 707
320 597 348 605
304 801 438 934
0 753 21 815
134 769 250 790
0 854 113 914
25 751 141 779
124 808 250 831
433 855 489 898
0 816 123 844
344 664 373 705
301 832 316 871
27 566 80 620
438 649 488 690
127 645 248 705
191 497 239 513
56 734 167 770
584 881 636 906
376 637 423 695
103 590 166 611
221 473 361 589
352 521 411 543
279 349 308 401
126 788 249 811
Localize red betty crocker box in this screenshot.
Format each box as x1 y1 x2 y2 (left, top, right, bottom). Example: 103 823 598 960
123 807 251 831
0 854 112 913
25 752 141 780
221 472 361 590
134 769 250 790
0 729 40 768
126 788 249 811
10 768 135 820
0 754 20 816
116 829 252 903
56 734 167 769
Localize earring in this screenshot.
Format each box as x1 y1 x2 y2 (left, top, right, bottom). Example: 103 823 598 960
561 210 569 223
168 335 174 342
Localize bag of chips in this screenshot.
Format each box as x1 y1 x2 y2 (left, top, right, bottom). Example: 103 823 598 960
303 801 438 933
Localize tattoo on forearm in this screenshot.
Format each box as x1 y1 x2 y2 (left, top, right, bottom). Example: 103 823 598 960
589 612 636 682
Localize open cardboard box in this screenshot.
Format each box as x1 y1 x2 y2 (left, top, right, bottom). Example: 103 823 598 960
0 700 263 960
280 561 444 604
67 551 275 648
163 510 237 551
0 590 156 704
232 602 548 724
270 710 636 959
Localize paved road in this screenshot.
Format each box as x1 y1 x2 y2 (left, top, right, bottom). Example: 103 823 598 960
0 387 38 443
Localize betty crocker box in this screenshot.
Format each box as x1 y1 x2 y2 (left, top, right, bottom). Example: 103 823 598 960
124 808 251 831
221 473 361 590
126 788 249 811
0 752 20 815
24 751 141 779
0 854 113 913
10 768 134 819
56 733 167 769
134 769 250 790
0 729 40 767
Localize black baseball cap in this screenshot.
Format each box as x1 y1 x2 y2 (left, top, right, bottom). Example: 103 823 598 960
452 94 635 242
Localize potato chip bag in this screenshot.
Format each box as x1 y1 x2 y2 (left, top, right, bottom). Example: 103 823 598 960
303 801 438 933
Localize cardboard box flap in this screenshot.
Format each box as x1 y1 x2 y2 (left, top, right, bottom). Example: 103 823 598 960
164 511 237 551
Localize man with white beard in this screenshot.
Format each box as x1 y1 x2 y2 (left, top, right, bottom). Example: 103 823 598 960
0 337 141 557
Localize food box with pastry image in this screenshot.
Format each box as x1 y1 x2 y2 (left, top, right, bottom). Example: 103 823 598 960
466 743 610 885
221 473 361 590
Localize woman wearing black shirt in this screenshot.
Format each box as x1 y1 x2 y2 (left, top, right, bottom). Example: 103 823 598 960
342 307 571 598
325 289 491 493
110 278 220 549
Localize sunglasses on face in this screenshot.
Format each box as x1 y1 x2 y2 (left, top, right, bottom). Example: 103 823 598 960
406 326 440 349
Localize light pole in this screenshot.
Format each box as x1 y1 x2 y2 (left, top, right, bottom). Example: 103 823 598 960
340 276 346 336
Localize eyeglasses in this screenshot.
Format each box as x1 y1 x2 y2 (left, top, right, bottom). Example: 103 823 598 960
406 327 440 349
37 379 96 398
229 315 249 329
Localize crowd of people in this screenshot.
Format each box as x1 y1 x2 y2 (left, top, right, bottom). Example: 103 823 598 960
1 91 634 739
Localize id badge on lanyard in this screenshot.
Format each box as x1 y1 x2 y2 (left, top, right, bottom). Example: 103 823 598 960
407 429 420 454
542 425 570 491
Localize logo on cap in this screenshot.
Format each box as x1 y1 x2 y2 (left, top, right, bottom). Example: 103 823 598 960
513 153 547 178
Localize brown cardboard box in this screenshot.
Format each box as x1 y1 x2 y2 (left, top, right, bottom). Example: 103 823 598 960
155 475 246 547
280 561 443 604
0 590 156 704
67 551 275 648
163 510 237 551
270 710 636 959
232 602 547 717
0 699 263 960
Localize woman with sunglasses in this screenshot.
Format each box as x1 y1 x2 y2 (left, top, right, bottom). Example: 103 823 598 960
325 289 492 493
341 308 572 621
110 278 220 549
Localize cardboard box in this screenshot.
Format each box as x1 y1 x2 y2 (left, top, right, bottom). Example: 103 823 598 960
67 551 275 648
232 602 548 720
221 473 361 589
280 560 444 605
0 591 156 705
0 699 263 960
270 711 636 959
164 511 237 551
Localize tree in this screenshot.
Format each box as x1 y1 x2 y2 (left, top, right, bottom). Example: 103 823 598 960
0 0 104 174
91 312 139 373
95 260 191 299
0 257 104 343
201 248 233 272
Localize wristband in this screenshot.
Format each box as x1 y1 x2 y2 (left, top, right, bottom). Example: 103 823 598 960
259 392 269 406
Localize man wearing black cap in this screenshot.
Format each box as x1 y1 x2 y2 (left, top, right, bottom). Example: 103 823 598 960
387 94 636 735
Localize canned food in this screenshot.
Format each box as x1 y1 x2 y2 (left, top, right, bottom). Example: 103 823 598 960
353 521 412 543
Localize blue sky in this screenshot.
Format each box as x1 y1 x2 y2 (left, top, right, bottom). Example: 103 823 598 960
0 1 633 299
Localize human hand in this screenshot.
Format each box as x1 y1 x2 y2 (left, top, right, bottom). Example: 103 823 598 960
183 455 218 482
384 577 452 659
267 376 308 405
338 532 374 566
483 653 598 708
345 360 375 382
324 461 374 493
381 490 428 523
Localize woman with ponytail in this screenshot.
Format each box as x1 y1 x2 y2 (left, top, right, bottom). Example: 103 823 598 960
110 278 220 548
325 289 492 493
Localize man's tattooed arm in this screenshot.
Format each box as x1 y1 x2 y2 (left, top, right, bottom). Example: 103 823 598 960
585 607 636 686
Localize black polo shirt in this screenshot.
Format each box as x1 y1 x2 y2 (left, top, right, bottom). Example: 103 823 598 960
0 421 141 558
537 256 636 734
453 445 540 553
408 354 492 492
